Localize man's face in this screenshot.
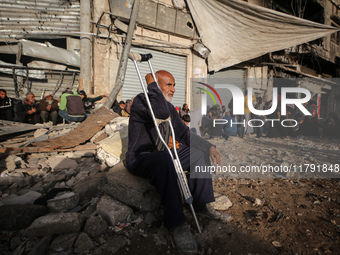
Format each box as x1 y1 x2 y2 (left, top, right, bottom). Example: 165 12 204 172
0 91 5 99
46 95 52 100
119 103 125 109
158 73 175 102
27 93 35 104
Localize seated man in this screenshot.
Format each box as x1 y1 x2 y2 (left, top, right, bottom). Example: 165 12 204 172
16 92 41 124
39 92 59 125
58 88 86 123
222 111 237 140
126 70 231 255
0 89 14 121
78 90 108 114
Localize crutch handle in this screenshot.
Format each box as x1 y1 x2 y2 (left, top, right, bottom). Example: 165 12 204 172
129 53 153 62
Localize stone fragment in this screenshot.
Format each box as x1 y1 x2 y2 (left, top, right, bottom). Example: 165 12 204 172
0 204 47 231
73 173 107 203
25 213 83 237
47 192 80 212
50 233 78 252
96 147 120 167
84 214 108 238
96 195 133 226
34 128 48 138
26 236 51 255
210 193 233 210
102 163 160 212
43 173 67 183
98 127 128 165
0 191 41 205
73 233 94 254
73 150 96 158
47 156 78 172
104 117 129 135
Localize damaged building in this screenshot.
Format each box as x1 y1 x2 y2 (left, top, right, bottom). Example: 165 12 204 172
0 0 339 118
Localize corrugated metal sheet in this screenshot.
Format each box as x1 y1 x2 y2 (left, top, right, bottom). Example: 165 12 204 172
123 47 187 107
0 70 79 100
0 0 80 39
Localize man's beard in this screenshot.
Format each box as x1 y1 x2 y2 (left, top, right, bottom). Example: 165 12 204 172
163 93 172 102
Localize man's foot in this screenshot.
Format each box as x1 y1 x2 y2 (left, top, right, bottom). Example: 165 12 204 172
196 204 232 223
169 222 197 255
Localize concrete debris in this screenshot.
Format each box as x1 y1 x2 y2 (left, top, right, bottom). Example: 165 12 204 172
96 195 133 226
0 191 42 205
47 192 80 212
47 157 78 172
84 214 108 238
25 213 84 237
210 193 233 210
50 233 78 252
73 232 94 254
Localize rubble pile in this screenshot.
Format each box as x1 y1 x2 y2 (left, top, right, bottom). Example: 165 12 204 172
0 117 339 254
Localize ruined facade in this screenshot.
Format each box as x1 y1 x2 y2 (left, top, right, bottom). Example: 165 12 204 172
0 0 339 118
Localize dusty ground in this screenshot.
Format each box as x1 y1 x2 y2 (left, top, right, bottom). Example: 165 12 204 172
0 125 339 255
115 135 340 255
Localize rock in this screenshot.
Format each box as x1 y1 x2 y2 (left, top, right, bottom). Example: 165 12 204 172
96 147 120 167
25 213 83 237
73 150 96 158
43 173 67 183
47 192 80 212
0 191 42 205
210 193 233 210
27 236 51 255
254 198 262 206
96 195 133 226
102 163 160 212
97 126 128 166
34 128 48 138
47 156 78 172
0 204 47 231
73 232 94 254
272 241 283 247
94 236 126 255
50 233 78 252
91 130 108 144
84 214 108 238
73 173 107 203
145 213 158 226
104 117 129 135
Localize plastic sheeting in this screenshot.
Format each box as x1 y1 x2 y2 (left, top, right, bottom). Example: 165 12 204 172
186 0 339 72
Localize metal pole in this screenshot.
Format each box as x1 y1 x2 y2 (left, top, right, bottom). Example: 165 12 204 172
80 0 92 93
103 0 141 109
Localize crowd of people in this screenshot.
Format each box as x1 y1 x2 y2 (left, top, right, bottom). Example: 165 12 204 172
199 96 340 140
0 88 109 125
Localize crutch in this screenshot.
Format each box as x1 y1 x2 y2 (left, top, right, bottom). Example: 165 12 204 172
129 52 202 233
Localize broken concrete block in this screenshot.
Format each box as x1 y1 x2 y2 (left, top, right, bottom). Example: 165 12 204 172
47 156 78 172
0 204 47 231
96 147 120 167
104 117 129 136
47 192 80 212
73 173 107 203
0 191 41 205
102 163 160 211
96 195 133 226
34 128 48 138
25 212 83 237
50 233 78 252
91 130 108 144
73 232 94 254
73 150 96 158
98 127 128 163
210 193 233 211
43 172 67 183
26 236 51 255
84 214 108 238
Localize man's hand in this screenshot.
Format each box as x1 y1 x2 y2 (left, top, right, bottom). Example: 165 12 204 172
210 146 221 166
46 105 51 111
145 73 155 85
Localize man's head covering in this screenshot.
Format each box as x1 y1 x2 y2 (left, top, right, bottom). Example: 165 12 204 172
44 92 52 98
78 90 87 99
119 100 125 105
